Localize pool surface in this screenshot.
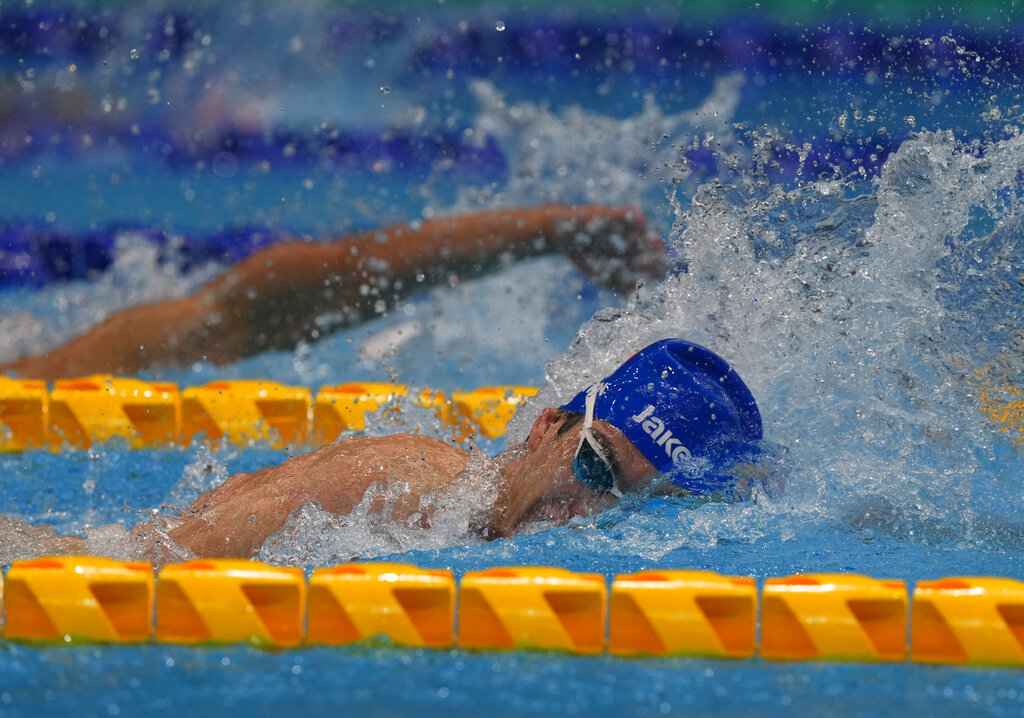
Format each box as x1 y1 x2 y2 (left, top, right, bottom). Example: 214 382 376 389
3 1 1024 715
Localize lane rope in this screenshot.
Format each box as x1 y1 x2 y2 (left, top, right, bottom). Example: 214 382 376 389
0 376 538 451
2 556 1022 665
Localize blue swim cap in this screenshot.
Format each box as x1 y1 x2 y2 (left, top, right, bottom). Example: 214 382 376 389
560 339 762 494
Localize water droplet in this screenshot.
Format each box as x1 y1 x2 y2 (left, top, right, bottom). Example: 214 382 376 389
129 48 140 60
379 86 390 94
495 21 506 31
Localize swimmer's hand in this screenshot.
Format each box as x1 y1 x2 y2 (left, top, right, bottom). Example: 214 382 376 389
562 206 666 293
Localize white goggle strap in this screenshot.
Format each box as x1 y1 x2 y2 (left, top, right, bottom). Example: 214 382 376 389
576 384 622 498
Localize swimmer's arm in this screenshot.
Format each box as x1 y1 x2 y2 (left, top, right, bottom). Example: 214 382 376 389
1 204 661 377
0 515 88 559
349 204 662 294
164 435 468 559
203 203 660 320
0 515 188 565
1 293 224 378
213 203 661 353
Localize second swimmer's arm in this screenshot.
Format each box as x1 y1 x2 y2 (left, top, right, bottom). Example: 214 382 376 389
135 204 654 363
2 204 659 378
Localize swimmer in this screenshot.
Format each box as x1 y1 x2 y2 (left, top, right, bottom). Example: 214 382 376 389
1 205 663 379
0 339 764 562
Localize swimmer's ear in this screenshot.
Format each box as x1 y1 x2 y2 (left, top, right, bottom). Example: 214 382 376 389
527 408 563 451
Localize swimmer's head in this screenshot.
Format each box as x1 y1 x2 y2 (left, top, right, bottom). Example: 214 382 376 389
561 339 762 495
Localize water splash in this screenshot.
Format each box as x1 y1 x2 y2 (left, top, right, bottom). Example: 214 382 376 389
511 127 1024 552
163 442 238 512
456 76 746 213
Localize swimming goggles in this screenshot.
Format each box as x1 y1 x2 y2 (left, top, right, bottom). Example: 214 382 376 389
571 384 623 498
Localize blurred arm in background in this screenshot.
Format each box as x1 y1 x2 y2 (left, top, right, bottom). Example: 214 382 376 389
2 204 664 379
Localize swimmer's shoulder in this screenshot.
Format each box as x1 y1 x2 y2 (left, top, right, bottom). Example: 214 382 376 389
312 432 471 476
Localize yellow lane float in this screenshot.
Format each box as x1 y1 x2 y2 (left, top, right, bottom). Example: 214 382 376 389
0 376 48 451
1 558 1023 665
760 573 907 662
49 376 179 449
155 559 305 647
0 377 537 451
608 570 756 658
911 577 1024 666
307 562 454 647
181 380 312 448
4 556 153 643
458 567 606 654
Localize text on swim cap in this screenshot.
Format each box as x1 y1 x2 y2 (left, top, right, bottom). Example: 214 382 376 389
631 405 692 465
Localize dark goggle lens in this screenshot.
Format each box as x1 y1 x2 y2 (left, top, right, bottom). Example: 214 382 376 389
572 439 615 493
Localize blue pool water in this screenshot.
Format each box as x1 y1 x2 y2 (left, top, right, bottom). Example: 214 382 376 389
3 1 1024 716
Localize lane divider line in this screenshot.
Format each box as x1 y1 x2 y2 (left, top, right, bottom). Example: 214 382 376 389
0 376 538 451
3 556 1024 665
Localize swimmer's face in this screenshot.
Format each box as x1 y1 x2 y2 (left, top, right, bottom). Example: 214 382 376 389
530 408 659 491
491 408 659 536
